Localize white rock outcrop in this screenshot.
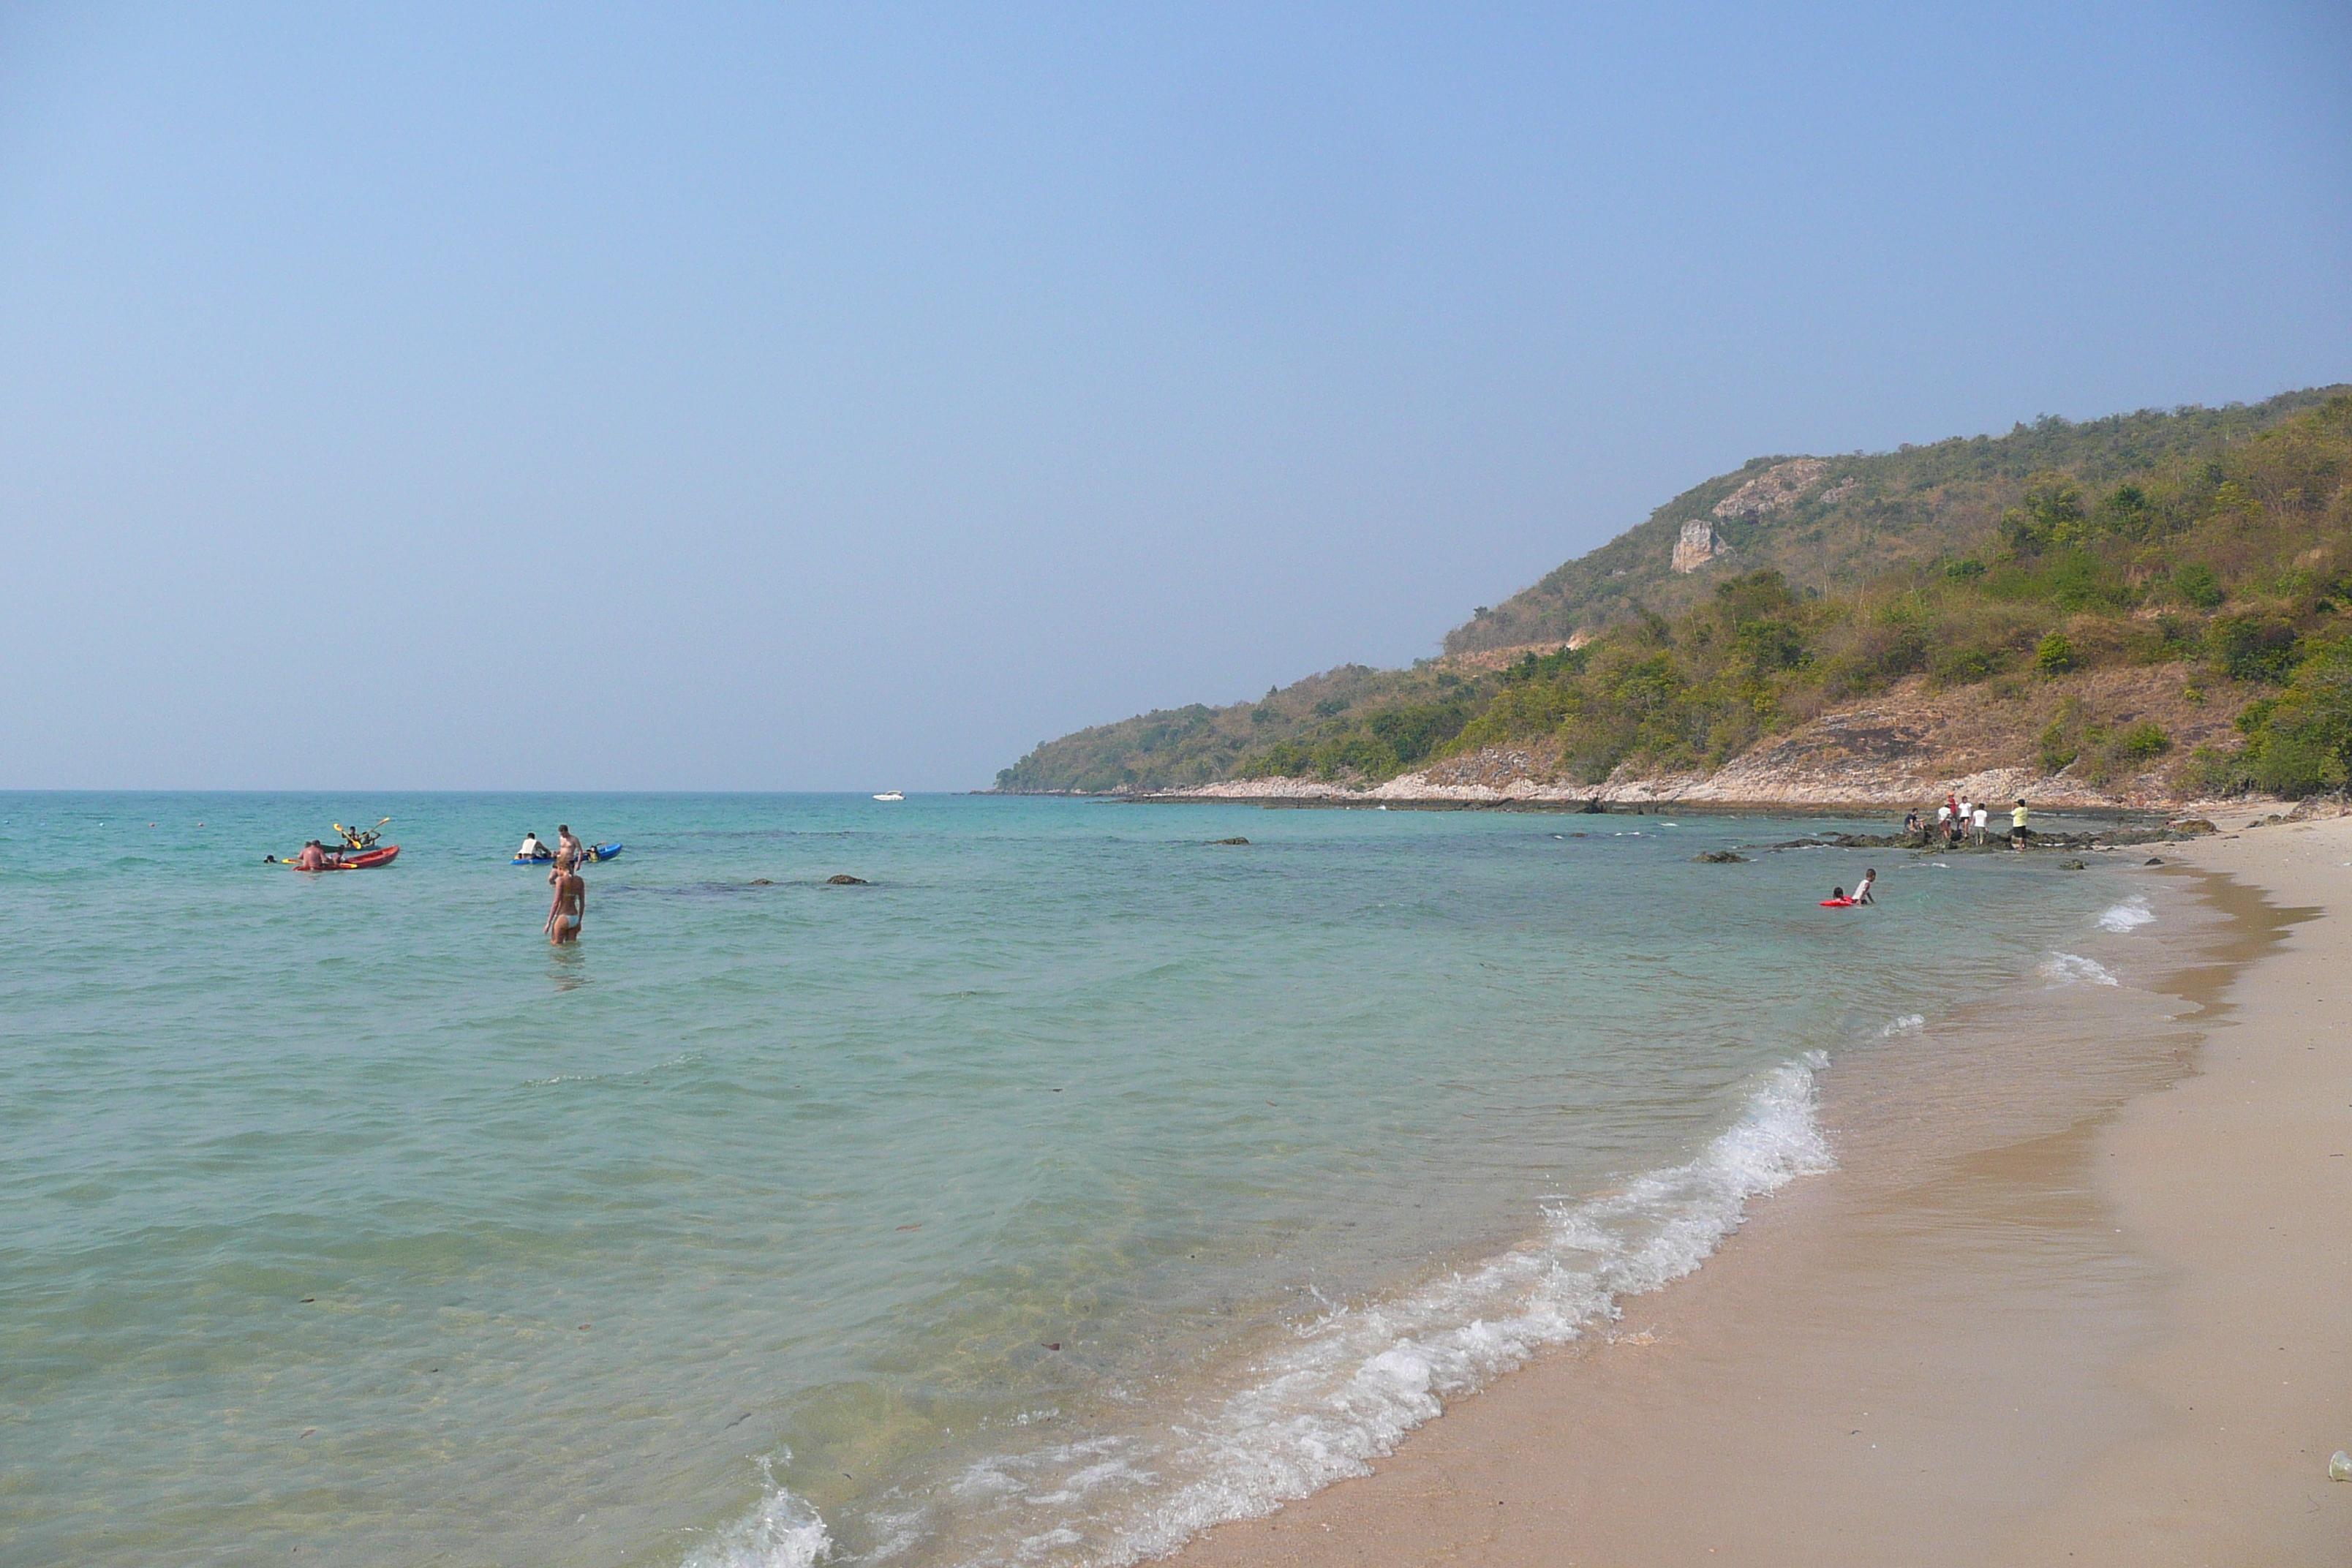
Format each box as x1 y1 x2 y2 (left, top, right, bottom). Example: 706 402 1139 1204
1711 457 1828 520
1671 519 1727 573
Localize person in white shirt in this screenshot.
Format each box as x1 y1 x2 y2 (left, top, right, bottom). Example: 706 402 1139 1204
1958 798 1974 834
517 832 549 860
1937 802 1953 833
1853 867 1877 904
1972 804 1989 843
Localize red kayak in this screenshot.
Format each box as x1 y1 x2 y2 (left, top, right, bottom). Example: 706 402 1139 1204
280 845 401 871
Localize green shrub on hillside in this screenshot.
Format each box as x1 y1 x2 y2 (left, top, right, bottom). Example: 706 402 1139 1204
2231 638 2352 796
2173 561 2224 608
2210 615 2302 684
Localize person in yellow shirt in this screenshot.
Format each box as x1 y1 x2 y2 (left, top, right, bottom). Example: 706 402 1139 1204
2010 798 2029 850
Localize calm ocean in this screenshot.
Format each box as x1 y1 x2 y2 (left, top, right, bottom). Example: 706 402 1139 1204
1 792 2138 1567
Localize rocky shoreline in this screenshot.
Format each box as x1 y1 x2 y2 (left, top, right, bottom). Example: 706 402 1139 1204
1058 761 2268 819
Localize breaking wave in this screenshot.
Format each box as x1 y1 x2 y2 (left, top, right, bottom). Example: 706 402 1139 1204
2040 952 2119 987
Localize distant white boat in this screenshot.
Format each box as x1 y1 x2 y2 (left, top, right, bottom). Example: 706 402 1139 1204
872 791 905 802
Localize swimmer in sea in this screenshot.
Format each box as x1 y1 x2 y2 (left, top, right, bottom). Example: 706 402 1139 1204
295 840 329 871
1853 867 1877 904
546 857 585 944
1830 885 1847 902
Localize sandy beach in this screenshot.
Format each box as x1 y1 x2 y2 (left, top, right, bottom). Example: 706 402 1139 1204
1177 814 2352 1567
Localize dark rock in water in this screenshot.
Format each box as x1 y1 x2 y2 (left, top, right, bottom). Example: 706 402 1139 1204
2167 818 2217 836
1695 850 1750 864
1211 837 1249 845
2059 859 2089 870
826 874 870 885
749 878 774 886
2144 857 2164 866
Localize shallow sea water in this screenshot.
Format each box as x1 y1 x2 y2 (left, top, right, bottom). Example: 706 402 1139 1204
0 793 2140 1566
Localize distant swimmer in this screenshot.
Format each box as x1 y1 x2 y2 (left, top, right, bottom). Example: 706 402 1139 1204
1853 867 1877 904
546 858 586 944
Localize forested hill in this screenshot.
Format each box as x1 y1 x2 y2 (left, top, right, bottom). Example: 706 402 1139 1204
1446 388 2341 657
995 388 2352 796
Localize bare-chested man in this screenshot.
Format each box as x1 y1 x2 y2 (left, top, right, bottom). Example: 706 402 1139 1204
546 858 586 944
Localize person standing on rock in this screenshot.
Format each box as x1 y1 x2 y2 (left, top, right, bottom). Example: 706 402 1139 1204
2010 798 2030 850
1972 803 1989 844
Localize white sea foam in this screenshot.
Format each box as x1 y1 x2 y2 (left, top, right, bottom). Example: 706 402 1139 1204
1880 1014 1926 1037
2097 896 2155 933
682 1464 830 1568
690 1062 1840 1568
995 1052 1839 1567
2041 952 2119 987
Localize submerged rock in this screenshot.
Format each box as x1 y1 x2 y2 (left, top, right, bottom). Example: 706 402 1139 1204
749 878 774 886
826 874 870 886
2059 859 2089 870
1210 837 1249 845
1694 850 1750 864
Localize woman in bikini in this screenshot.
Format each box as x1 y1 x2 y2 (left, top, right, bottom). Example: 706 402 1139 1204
546 856 586 944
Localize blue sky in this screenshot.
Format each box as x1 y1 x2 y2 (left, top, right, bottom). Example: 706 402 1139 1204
4 3 2348 789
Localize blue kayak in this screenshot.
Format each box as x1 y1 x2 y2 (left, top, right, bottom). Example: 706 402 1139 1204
512 843 622 865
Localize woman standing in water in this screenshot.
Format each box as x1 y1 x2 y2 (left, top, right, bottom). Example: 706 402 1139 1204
546 856 586 944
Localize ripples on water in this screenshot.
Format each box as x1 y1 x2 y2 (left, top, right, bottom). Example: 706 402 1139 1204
0 794 2133 1566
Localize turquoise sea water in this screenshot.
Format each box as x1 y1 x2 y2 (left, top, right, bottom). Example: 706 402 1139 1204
1 793 2136 1567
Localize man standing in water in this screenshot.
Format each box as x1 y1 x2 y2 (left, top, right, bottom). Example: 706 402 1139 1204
557 824 583 864
546 856 586 944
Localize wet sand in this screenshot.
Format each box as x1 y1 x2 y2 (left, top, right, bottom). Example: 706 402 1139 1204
1177 815 2352 1566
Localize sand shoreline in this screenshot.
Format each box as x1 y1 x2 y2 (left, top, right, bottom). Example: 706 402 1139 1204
1172 813 2352 1566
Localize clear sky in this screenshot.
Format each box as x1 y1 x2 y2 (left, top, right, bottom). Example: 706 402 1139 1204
4 3 2348 790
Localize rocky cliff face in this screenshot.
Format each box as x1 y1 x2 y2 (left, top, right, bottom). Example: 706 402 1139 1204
1711 457 1828 520
1670 519 1728 573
